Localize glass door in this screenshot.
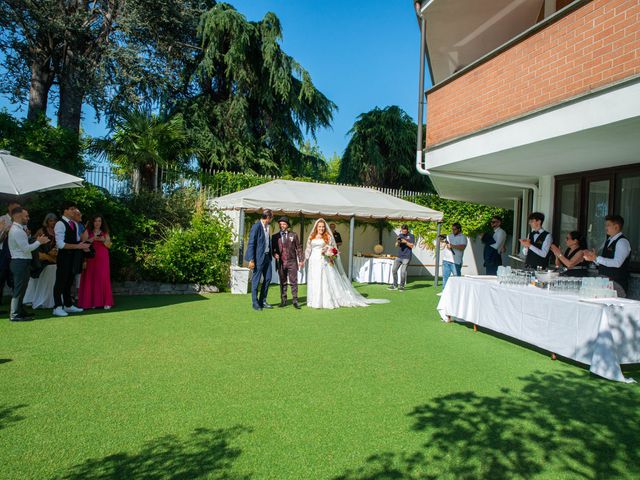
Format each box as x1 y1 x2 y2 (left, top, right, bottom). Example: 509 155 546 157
585 178 611 251
616 171 640 268
554 179 581 249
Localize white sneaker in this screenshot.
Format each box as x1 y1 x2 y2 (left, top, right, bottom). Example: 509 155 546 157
53 307 68 317
64 305 84 313
436 292 443 297
104 306 111 310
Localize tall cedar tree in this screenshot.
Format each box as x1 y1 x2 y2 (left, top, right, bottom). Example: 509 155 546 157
181 3 336 175
339 106 434 192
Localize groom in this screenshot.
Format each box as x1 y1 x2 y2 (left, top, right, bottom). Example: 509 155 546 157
246 209 273 311
272 216 303 309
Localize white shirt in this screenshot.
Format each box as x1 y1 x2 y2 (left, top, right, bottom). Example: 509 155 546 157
490 227 507 252
261 220 270 253
523 230 552 258
55 216 79 249
442 233 467 265
595 232 631 268
8 222 40 259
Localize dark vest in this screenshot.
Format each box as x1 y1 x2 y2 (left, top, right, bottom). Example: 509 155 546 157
61 219 79 246
598 235 630 292
525 230 550 269
57 219 81 270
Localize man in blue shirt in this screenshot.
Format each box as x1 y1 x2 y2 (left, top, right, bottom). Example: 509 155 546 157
389 225 415 291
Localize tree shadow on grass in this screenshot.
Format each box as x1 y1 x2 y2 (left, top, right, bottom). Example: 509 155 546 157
56 426 252 480
0 403 27 430
0 358 12 364
335 370 640 479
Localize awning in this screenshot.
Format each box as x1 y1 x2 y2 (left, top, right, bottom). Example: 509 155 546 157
211 179 443 222
421 0 543 84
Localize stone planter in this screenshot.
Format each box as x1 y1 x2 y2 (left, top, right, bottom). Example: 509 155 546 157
230 267 251 294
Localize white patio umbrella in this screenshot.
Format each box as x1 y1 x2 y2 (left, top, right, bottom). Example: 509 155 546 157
0 150 84 196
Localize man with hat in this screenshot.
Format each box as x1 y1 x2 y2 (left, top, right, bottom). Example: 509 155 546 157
272 216 304 309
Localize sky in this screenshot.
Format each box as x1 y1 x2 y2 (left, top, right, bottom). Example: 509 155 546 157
0 0 431 159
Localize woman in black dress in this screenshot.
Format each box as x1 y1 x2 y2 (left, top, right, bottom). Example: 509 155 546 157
550 230 588 275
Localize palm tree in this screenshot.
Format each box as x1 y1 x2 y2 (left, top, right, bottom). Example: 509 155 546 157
91 109 191 193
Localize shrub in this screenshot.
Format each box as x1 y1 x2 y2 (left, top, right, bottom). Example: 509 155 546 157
140 209 233 288
24 185 202 281
401 194 513 248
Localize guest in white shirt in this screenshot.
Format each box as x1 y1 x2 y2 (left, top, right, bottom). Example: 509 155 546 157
0 201 20 310
583 214 631 297
8 207 50 321
483 216 507 275
440 222 468 289
519 212 552 269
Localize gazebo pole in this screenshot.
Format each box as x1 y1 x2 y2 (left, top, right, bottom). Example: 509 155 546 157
300 214 304 241
434 222 442 288
512 197 519 255
238 208 245 266
348 215 355 280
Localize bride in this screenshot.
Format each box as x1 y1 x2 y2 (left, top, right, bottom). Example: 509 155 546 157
305 218 389 309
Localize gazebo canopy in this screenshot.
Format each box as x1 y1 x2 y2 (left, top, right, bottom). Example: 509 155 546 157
212 180 443 222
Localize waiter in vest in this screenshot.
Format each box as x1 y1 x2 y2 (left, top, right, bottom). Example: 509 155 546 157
519 212 552 269
583 214 631 298
52 201 91 317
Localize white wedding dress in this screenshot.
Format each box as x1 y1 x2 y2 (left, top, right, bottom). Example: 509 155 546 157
306 238 389 309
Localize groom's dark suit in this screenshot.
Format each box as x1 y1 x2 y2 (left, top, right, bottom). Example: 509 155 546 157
245 220 272 309
272 229 303 304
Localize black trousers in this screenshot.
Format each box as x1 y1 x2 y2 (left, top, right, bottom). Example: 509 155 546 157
54 252 76 308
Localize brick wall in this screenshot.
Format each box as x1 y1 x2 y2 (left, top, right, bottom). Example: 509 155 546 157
426 0 640 146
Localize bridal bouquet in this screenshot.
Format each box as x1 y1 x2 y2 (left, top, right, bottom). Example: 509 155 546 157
322 245 339 266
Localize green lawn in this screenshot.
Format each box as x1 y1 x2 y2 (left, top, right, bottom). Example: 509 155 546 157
1 280 639 479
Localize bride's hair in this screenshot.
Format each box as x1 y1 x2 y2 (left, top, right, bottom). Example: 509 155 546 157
309 218 331 244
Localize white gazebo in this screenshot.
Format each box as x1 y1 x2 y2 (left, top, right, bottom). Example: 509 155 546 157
212 179 444 283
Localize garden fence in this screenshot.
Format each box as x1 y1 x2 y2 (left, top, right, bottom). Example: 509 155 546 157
84 165 430 202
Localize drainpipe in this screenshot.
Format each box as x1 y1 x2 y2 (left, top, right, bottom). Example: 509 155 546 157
416 11 427 174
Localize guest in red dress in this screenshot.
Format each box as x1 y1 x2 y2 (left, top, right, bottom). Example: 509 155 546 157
78 215 114 310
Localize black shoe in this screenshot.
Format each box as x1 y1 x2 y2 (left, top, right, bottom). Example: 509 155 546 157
10 316 33 322
253 305 262 311
262 302 273 309
279 301 287 308
293 302 301 310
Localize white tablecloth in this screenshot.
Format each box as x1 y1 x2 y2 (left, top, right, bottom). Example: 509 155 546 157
270 260 306 284
352 256 395 284
437 276 640 383
24 264 57 309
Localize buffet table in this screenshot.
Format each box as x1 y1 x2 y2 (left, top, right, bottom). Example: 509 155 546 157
437 276 640 383
352 256 395 284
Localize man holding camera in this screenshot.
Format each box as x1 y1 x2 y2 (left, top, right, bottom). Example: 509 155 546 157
389 224 414 291
440 222 467 289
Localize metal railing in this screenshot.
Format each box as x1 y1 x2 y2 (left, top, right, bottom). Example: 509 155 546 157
84 165 431 201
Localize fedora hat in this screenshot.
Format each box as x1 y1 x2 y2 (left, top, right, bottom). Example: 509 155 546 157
277 216 290 226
